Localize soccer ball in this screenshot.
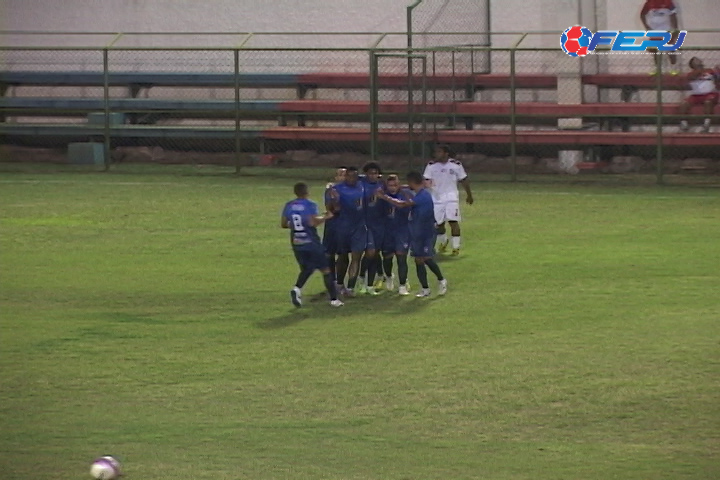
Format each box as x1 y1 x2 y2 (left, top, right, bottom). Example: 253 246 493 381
90 456 122 479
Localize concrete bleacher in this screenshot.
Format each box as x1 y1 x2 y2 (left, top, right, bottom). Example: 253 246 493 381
2 70 719 151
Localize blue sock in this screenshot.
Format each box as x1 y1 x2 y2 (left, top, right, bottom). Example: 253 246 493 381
295 268 313 289
425 258 444 281
416 263 429 289
323 273 338 301
397 255 408 284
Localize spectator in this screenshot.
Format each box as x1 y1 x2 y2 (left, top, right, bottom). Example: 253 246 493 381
640 0 681 75
678 57 720 133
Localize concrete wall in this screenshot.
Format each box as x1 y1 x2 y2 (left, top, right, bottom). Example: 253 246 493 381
3 0 719 41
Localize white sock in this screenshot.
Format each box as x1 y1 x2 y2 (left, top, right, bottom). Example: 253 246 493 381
437 234 448 245
680 120 688 128
452 236 461 249
704 118 711 127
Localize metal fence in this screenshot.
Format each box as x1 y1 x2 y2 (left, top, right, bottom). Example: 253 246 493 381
1 31 720 184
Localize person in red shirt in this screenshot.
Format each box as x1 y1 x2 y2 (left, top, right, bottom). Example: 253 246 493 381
640 0 681 75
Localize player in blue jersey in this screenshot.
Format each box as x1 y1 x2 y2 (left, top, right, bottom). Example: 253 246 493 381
281 182 344 308
329 166 374 297
357 162 385 295
377 171 447 297
323 167 347 288
379 174 412 295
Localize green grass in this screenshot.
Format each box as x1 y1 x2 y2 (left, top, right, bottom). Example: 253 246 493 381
1 169 719 480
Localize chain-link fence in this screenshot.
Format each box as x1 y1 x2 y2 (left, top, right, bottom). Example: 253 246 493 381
1 31 720 184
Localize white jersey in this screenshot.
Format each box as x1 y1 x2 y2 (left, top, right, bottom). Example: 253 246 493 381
423 159 468 203
643 1 678 31
689 70 717 95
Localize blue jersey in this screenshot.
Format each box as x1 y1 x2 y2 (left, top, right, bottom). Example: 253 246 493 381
408 188 436 238
386 189 411 230
324 185 340 228
282 198 322 250
333 181 366 229
361 178 387 228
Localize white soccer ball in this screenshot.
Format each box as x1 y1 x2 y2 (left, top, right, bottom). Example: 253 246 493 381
90 456 122 479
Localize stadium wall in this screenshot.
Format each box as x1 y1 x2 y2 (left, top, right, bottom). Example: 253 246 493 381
3 0 720 42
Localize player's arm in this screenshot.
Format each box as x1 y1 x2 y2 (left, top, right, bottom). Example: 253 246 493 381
281 214 290 229
308 211 334 227
459 177 474 205
376 188 413 208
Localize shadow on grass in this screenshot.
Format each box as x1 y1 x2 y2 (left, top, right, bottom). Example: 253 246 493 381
256 288 437 329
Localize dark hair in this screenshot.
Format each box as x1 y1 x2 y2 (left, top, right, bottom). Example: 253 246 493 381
294 182 308 196
406 171 424 185
362 161 382 174
346 166 358 173
386 174 399 182
435 144 456 158
337 166 347 170
689 56 700 68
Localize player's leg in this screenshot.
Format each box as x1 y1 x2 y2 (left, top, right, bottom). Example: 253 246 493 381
434 201 449 252
411 235 434 297
382 252 395 290
291 250 313 307
702 94 718 132
679 97 693 132
346 227 368 295
335 229 352 293
396 253 409 295
358 253 369 292
312 247 343 307
363 229 378 295
395 229 410 294
424 257 447 295
414 256 431 297
446 201 462 255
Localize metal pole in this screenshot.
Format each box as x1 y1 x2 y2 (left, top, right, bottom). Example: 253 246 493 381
509 48 517 182
102 48 110 171
370 51 379 161
655 51 664 185
234 48 242 175
421 55 428 162
408 57 415 169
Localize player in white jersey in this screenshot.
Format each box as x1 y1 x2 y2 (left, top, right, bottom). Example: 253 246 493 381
640 0 681 75
678 57 720 133
422 145 474 256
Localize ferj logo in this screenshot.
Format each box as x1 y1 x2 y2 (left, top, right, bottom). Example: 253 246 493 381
560 25 686 57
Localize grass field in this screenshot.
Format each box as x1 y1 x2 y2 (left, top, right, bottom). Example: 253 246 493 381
1 168 719 480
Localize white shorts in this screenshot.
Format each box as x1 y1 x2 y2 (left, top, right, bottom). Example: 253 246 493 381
434 201 461 224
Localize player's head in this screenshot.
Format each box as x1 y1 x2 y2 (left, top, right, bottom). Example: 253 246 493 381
294 182 309 198
406 171 424 191
434 144 454 162
385 174 400 194
362 161 382 182
334 166 347 183
344 166 359 185
689 57 704 70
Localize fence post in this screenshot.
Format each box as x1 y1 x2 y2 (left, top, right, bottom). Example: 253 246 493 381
369 50 378 161
655 53 664 185
234 48 242 175
102 48 110 171
509 48 518 182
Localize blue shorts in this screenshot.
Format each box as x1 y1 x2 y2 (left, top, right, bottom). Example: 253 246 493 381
336 225 372 254
367 225 385 253
293 244 329 271
322 222 338 255
394 228 410 255
410 234 435 258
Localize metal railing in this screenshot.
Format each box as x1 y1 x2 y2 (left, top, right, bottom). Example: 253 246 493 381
1 31 719 183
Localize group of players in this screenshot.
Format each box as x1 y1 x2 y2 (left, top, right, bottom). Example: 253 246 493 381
281 145 473 308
